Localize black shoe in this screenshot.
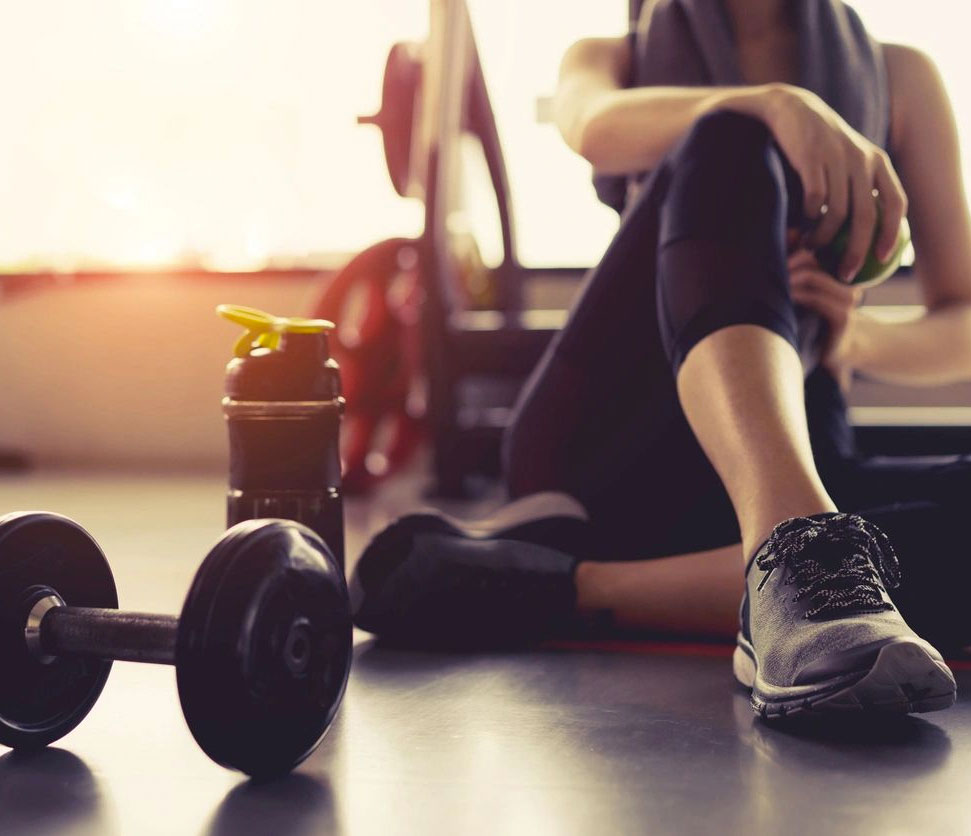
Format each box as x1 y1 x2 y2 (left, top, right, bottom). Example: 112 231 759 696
349 492 587 648
734 512 956 717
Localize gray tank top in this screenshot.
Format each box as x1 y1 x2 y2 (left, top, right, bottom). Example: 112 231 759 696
594 0 891 213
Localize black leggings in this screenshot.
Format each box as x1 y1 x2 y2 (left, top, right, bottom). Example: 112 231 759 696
502 110 971 649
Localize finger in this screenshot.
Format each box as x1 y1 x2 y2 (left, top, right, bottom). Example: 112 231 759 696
809 158 848 247
790 281 856 326
790 267 858 301
790 270 855 302
787 248 819 269
800 162 828 223
873 159 908 261
790 288 830 321
790 285 849 327
840 170 879 282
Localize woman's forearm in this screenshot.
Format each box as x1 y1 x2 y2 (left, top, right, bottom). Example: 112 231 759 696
850 303 971 386
572 83 780 174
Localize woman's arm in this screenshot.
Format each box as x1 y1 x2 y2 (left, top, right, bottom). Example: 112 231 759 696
555 37 905 280
848 44 971 386
553 36 779 174
851 306 971 387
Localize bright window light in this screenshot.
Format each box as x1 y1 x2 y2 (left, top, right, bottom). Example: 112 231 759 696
0 2 966 272
0 0 426 272
473 0 971 267
468 0 626 268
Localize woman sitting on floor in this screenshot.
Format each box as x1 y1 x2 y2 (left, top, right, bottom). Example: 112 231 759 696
351 0 971 718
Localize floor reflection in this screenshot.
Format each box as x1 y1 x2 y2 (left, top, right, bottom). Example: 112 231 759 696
205 772 340 836
0 748 115 836
731 690 958 833
732 690 952 775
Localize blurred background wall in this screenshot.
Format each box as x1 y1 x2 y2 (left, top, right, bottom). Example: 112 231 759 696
1 0 969 471
0 273 322 469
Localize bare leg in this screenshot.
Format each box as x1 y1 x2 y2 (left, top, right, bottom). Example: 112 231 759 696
675 324 837 561
553 326 835 640
576 544 744 639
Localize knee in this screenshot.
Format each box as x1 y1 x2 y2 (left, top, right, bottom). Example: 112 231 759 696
671 110 785 190
662 110 789 242
678 109 774 162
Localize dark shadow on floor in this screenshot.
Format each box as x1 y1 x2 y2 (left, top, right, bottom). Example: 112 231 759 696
733 691 952 777
205 773 340 836
0 748 114 836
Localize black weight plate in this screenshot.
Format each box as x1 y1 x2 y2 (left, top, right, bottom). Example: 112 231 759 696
176 519 352 778
0 512 117 749
361 41 421 197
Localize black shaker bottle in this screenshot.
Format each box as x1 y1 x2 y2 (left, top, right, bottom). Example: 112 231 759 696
218 304 345 570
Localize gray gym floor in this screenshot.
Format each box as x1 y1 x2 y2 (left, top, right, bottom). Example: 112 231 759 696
2 471 971 836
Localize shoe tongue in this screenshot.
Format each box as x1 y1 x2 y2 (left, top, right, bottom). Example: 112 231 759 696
747 513 842 576
801 528 852 570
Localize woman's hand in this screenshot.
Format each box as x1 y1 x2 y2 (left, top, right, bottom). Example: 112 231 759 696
788 247 863 391
762 84 908 283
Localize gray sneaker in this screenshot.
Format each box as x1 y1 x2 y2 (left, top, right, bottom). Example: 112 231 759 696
733 512 956 717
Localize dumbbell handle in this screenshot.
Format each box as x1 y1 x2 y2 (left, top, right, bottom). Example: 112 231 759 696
28 597 178 665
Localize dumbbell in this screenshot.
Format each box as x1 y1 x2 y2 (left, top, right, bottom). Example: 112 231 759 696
0 512 352 779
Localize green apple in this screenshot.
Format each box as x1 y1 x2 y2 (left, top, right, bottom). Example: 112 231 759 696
814 205 911 288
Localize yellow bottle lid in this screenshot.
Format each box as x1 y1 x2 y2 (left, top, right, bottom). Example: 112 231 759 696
217 304 335 358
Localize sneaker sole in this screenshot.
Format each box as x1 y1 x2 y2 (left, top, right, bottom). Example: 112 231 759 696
733 633 957 718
